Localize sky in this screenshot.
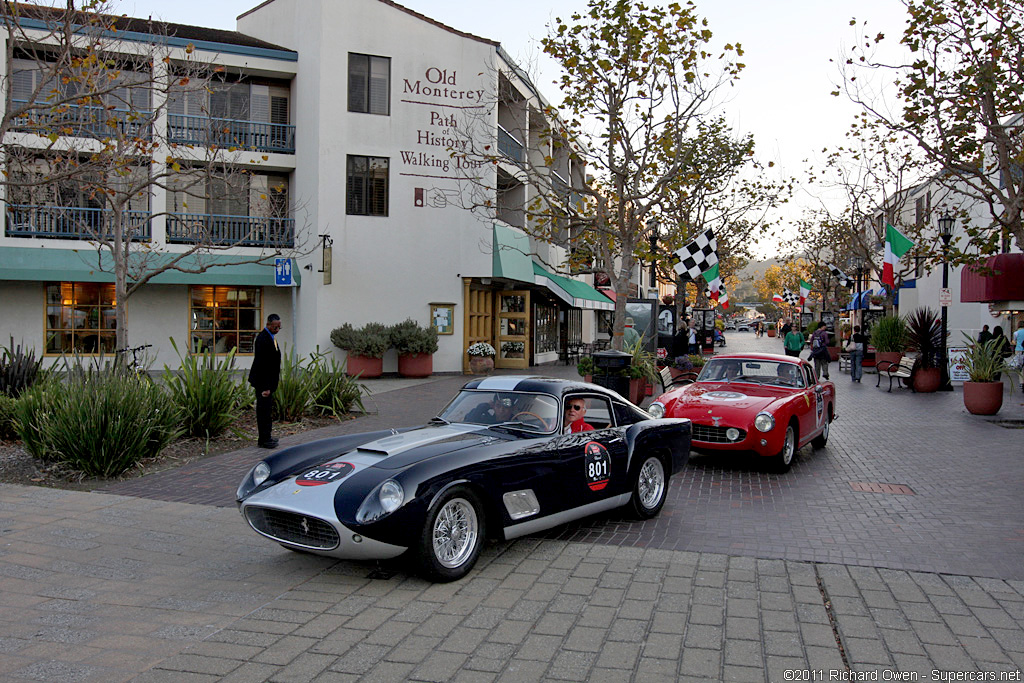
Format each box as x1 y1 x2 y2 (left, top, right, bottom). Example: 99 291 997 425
120 0 912 255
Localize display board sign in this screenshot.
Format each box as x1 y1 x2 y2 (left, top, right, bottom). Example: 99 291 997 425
947 347 969 382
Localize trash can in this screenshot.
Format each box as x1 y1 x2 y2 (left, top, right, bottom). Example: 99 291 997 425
591 349 631 398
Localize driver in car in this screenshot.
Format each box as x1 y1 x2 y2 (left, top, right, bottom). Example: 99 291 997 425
776 364 800 385
466 394 515 424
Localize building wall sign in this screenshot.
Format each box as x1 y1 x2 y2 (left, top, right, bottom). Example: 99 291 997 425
400 66 487 200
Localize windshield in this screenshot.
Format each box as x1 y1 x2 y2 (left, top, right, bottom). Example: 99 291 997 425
698 358 806 388
438 390 560 433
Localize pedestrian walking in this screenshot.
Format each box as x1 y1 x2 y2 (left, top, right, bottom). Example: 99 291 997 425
783 324 804 358
809 324 831 379
977 324 992 346
622 317 641 350
991 325 1011 381
688 321 698 355
249 313 282 449
848 324 866 382
1013 321 1024 391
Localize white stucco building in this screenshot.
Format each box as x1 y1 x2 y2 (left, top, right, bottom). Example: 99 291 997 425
0 0 614 374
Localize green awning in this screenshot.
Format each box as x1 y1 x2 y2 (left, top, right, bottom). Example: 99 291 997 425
491 224 534 282
532 261 614 311
0 246 300 286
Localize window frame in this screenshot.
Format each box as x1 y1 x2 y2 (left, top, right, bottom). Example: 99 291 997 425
44 282 117 356
346 155 390 217
189 285 262 355
347 53 391 116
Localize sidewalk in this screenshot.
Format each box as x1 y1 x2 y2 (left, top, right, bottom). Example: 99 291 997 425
0 336 1021 682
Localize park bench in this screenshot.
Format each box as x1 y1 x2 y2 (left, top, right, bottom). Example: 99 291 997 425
876 355 917 392
658 366 698 394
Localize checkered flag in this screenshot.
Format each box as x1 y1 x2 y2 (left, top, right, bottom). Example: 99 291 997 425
673 228 718 280
781 288 800 307
827 263 852 289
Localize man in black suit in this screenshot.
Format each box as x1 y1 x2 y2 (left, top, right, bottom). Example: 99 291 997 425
249 313 282 448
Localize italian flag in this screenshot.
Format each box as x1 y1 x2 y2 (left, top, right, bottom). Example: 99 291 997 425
772 293 784 303
883 223 914 289
799 279 812 306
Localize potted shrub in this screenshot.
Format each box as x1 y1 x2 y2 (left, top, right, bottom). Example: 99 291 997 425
870 315 907 369
626 339 658 403
904 308 943 393
959 334 1020 415
577 355 596 383
390 319 438 378
330 322 390 378
467 342 496 375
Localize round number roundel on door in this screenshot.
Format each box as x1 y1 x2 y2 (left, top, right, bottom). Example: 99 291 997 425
584 441 611 491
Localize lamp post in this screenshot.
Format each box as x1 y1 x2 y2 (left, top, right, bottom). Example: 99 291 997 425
852 256 865 330
938 214 955 391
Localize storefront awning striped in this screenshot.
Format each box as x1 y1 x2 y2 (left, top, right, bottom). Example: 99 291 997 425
532 262 614 311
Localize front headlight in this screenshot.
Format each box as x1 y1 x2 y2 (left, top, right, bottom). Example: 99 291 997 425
252 462 271 486
356 479 405 524
648 402 665 419
754 413 775 432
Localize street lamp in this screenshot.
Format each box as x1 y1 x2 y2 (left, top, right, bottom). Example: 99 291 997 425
937 214 956 391
851 255 865 329
648 218 660 295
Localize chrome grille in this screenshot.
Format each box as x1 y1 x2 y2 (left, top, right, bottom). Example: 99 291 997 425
691 424 746 444
244 506 339 549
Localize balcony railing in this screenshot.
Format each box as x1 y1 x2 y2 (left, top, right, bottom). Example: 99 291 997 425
167 213 294 247
497 125 524 163
5 205 151 239
10 99 153 140
168 114 296 154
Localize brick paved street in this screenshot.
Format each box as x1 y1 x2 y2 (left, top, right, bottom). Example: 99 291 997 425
0 332 1022 682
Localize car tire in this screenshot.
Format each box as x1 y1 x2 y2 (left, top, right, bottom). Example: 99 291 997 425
772 424 797 473
811 410 831 449
415 486 485 582
629 455 667 519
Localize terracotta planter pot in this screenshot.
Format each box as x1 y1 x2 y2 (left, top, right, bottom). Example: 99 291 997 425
346 354 383 378
767 329 776 338
628 378 645 404
963 381 1004 415
398 353 433 378
468 355 494 375
828 347 840 362
876 351 902 369
583 374 592 383
912 367 940 393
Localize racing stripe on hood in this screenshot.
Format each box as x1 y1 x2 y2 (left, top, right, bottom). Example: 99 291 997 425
355 423 490 457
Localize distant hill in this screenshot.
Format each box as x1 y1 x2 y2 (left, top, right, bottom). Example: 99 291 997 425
732 258 781 299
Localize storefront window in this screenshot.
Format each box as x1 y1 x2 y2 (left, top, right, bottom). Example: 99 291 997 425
190 286 261 354
534 302 558 354
45 282 116 354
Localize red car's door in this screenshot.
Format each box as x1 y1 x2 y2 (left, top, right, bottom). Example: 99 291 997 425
795 365 822 443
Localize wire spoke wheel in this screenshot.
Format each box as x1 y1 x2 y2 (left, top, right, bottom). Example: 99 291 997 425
431 497 479 569
638 457 665 509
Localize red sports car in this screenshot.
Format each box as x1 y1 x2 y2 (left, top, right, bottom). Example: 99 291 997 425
648 353 836 472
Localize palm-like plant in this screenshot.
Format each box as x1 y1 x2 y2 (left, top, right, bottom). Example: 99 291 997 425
903 308 943 370
960 334 1020 385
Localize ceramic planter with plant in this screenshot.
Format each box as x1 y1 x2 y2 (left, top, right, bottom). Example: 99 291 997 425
467 342 496 375
577 355 596 382
959 334 1019 415
870 315 907 368
626 339 658 403
903 308 943 392
501 341 525 359
330 322 390 378
390 319 438 378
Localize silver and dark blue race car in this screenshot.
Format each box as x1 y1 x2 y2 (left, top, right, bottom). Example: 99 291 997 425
237 376 692 581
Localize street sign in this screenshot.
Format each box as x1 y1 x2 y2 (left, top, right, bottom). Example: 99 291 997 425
275 258 293 287
939 288 952 307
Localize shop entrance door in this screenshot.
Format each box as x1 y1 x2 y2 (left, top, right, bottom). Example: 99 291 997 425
495 290 530 370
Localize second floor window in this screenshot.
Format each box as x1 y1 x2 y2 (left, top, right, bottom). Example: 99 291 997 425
348 53 390 115
346 156 389 216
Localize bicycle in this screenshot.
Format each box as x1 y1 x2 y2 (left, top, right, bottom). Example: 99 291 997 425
115 343 154 378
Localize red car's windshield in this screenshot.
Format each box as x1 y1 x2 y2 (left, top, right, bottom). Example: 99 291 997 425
697 358 805 388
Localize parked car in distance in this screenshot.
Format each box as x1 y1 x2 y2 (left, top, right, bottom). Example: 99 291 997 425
647 353 835 473
737 323 751 332
725 322 737 330
238 377 692 581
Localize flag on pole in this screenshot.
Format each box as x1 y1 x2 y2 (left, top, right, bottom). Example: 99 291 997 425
781 289 800 307
827 263 852 289
673 228 718 280
882 223 914 289
799 279 812 306
719 285 730 309
702 262 722 296
772 293 784 303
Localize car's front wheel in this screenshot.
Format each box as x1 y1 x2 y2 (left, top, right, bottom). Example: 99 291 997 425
772 424 797 473
629 455 667 519
415 486 485 582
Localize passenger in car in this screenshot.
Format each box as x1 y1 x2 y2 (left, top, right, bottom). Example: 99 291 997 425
563 397 595 434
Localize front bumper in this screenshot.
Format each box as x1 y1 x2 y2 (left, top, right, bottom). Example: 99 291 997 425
689 421 783 456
